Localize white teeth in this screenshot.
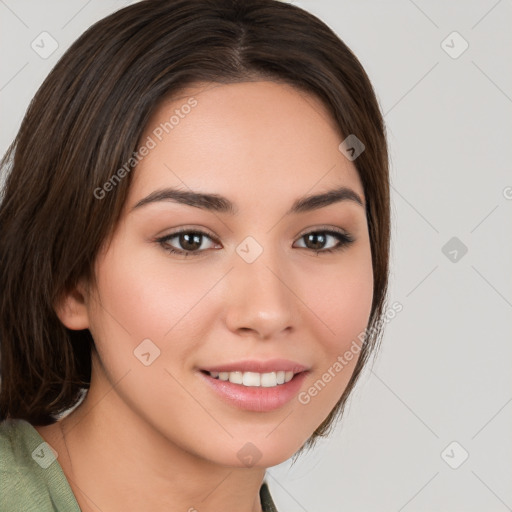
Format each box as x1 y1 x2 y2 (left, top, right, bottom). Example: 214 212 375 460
260 372 276 387
243 372 261 386
209 370 296 387
228 371 243 384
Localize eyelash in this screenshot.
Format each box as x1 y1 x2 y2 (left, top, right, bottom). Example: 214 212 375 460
155 227 355 257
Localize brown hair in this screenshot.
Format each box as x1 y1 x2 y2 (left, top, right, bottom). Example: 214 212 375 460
0 0 390 454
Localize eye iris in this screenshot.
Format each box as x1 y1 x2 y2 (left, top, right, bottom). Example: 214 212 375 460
180 232 202 251
305 233 326 250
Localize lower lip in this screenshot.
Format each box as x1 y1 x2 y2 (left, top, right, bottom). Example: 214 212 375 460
198 370 308 412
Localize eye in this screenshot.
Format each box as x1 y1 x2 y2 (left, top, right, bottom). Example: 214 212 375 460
156 229 220 257
293 229 355 255
155 227 355 257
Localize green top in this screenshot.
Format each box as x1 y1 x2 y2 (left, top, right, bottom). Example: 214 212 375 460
0 418 278 511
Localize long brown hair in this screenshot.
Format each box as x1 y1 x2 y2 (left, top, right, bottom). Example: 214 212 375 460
0 0 390 453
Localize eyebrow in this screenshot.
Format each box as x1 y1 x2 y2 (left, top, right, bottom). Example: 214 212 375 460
130 185 365 215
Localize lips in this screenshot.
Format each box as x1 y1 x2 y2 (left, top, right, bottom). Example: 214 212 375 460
199 369 308 412
196 359 310 411
199 358 309 374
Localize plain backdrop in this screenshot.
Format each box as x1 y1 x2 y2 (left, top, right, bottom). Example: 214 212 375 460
1 1 511 510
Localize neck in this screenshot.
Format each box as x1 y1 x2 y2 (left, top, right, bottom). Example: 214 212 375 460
49 380 266 512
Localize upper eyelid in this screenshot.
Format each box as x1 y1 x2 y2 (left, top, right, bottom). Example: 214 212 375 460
158 225 351 242
159 227 219 243
295 225 350 238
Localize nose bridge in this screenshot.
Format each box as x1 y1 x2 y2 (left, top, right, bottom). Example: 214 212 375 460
224 234 296 338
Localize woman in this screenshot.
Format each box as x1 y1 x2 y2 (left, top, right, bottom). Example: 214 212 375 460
0 0 390 510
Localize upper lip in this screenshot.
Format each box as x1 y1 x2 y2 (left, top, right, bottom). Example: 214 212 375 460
200 359 309 374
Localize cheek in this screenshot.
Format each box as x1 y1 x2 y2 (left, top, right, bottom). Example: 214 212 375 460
297 241 373 411
308 241 374 354
91 238 212 345
87 234 231 390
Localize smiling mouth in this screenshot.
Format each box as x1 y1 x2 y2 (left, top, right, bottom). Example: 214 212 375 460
200 370 300 388
199 367 309 412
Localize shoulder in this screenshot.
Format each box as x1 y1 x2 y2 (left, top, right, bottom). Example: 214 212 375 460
0 418 46 478
0 418 80 512
0 418 44 509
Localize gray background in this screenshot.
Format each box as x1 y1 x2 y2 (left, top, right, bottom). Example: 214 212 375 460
1 1 511 510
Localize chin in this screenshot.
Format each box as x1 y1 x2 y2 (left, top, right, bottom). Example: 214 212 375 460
204 434 307 469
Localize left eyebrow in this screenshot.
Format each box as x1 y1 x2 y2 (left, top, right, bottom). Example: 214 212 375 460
130 185 365 215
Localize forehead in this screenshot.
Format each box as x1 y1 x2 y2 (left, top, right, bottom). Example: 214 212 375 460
129 81 364 207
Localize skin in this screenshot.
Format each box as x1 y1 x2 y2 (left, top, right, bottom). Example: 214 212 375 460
36 80 374 512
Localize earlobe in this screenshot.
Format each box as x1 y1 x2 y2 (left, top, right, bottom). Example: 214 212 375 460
53 282 90 330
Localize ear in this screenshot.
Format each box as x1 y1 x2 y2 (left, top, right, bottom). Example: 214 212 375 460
53 280 90 330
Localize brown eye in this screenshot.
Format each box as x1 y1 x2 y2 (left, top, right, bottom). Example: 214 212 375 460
293 230 355 254
177 232 203 251
303 232 328 250
156 229 219 257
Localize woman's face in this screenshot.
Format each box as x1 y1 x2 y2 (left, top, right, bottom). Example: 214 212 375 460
83 80 373 467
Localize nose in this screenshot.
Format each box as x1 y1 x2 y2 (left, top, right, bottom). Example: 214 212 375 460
223 242 299 340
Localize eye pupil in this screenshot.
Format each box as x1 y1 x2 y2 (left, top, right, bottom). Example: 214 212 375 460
180 232 202 251
305 233 326 250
